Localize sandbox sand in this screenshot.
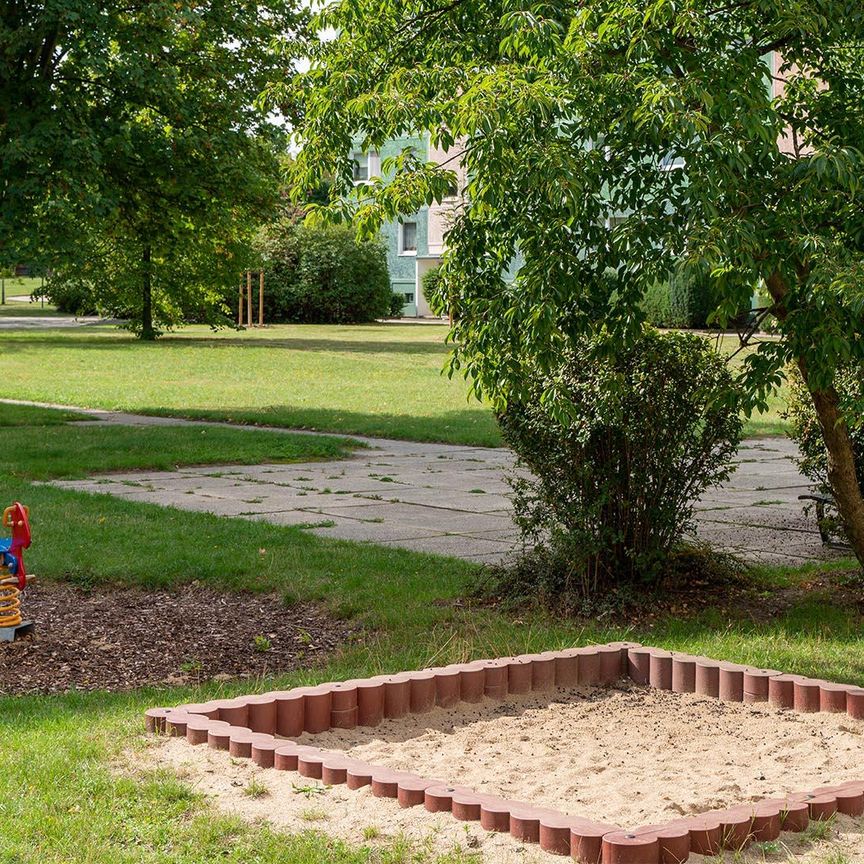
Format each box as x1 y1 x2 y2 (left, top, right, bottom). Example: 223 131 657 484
297 683 864 828
144 684 864 863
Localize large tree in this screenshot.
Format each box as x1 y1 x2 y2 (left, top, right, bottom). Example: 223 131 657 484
282 0 864 564
2 0 305 337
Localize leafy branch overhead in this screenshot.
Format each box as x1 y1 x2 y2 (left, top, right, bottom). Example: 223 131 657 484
281 0 864 564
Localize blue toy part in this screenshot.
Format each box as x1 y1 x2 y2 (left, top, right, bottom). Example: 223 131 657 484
1 549 17 575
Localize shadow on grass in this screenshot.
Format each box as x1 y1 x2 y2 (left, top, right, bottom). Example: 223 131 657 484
0 330 453 356
135 404 504 447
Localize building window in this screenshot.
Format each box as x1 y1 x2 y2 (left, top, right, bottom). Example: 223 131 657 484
352 151 379 183
352 152 368 182
400 221 417 254
403 292 414 304
659 151 685 171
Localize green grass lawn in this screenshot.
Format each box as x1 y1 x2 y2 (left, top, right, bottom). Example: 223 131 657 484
0 274 60 315
0 416 358 482
1 405 862 863
0 324 787 444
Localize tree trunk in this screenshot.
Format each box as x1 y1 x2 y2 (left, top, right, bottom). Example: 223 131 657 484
766 272 864 565
140 243 155 340
798 366 864 564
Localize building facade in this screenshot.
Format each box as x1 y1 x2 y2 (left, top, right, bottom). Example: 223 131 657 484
352 134 466 317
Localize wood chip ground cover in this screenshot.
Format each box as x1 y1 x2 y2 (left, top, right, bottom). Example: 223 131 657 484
0 582 354 694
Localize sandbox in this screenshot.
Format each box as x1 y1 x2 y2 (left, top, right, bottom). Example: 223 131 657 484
146 644 864 863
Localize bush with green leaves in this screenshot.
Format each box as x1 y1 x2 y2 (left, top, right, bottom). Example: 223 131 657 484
496 329 742 602
787 366 864 543
259 222 392 324
641 280 675 328
387 291 405 318
669 271 715 329
420 265 443 314
43 277 100 316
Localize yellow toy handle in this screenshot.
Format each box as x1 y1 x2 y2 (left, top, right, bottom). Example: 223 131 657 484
3 504 28 528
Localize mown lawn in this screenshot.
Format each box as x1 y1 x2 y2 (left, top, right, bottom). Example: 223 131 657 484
0 324 787 444
1 405 862 863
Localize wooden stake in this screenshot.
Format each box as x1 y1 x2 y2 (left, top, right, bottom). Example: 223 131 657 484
258 271 264 327
238 276 244 326
246 270 252 327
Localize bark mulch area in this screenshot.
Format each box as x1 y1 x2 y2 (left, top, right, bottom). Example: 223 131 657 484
1 581 356 695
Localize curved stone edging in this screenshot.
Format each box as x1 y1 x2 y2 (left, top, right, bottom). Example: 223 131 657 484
145 642 864 862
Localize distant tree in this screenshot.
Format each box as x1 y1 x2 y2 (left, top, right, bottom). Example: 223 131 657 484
281 0 864 567
2 0 306 337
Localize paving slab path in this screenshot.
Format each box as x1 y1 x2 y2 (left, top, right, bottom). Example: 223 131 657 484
7 399 843 566
0 314 113 330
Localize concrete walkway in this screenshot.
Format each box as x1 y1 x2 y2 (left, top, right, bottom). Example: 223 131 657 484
0 314 111 329
18 400 840 566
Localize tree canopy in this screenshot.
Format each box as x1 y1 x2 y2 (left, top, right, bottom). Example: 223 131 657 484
282 0 864 562
2 0 305 335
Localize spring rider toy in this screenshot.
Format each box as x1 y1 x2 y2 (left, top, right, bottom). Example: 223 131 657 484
0 502 33 641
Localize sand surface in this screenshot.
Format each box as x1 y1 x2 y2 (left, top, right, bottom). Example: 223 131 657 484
144 684 864 863
298 684 864 828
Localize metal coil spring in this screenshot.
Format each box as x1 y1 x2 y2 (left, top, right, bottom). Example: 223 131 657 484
0 574 21 628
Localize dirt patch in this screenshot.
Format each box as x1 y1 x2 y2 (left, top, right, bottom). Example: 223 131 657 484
296 685 864 829
0 581 354 695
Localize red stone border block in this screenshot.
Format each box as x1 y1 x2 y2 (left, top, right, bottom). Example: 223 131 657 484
768 673 799 709
407 670 436 712
577 646 601 685
718 664 746 702
479 797 512 832
510 804 542 843
275 690 305 737
356 679 386 725
397 775 437 808
539 813 575 855
602 831 659 863
531 652 558 690
780 799 810 832
820 683 848 713
848 688 864 720
384 675 411 717
671 655 696 694
433 666 462 706
245 695 277 733
554 651 581 688
572 819 620 864
452 789 483 821
251 735 279 768
455 663 486 702
694 658 720 697
627 647 652 685
633 822 690 864
505 656 533 693
146 644 864 864
743 669 780 704
649 651 673 691
424 784 455 813
145 707 172 733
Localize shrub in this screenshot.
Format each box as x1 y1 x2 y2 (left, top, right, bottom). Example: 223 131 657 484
496 328 742 602
641 280 675 327
421 265 443 314
259 222 392 324
42 277 100 316
786 365 864 543
669 271 715 328
388 291 405 318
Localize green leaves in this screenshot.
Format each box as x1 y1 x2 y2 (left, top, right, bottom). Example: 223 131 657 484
284 0 864 417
